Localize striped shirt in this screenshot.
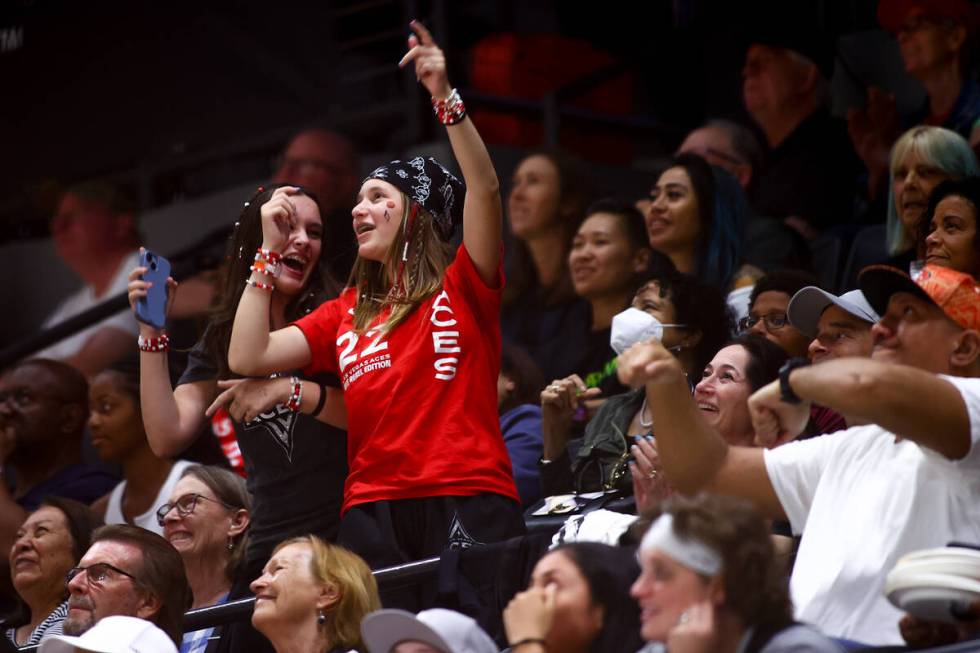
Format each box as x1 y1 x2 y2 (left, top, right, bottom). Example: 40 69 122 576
4 601 68 647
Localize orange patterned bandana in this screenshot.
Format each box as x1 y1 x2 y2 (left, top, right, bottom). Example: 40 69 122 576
912 265 980 332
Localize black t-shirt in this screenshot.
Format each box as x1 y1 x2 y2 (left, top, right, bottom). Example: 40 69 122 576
751 108 862 233
535 319 628 398
178 336 347 569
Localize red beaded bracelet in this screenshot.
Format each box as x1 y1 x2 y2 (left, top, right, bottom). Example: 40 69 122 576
432 88 466 126
250 262 278 277
253 250 281 277
137 333 170 353
256 248 282 263
246 279 274 292
283 376 303 412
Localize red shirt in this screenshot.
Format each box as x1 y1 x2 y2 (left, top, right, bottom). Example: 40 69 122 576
294 245 519 512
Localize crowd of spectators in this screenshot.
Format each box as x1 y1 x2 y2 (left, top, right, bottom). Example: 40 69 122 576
8 2 980 652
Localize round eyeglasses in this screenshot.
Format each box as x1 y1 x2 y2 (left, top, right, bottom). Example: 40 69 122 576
155 492 237 527
737 312 788 334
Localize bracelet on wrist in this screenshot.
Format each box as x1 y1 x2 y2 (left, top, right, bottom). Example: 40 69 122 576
510 638 546 650
283 376 303 412
252 249 282 277
246 279 274 292
256 248 282 263
432 88 466 126
310 382 328 416
137 333 170 353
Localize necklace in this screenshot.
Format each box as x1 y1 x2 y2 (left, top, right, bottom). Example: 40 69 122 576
639 397 653 428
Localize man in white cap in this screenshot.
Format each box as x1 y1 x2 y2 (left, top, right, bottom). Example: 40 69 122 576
40 616 176 653
787 287 880 364
361 608 497 653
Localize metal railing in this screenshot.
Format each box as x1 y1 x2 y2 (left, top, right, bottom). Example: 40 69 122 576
0 222 231 369
16 556 442 652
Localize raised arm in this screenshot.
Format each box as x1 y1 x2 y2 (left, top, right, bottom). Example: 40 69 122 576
751 357 973 460
128 264 213 457
228 187 314 376
399 20 502 284
617 339 787 520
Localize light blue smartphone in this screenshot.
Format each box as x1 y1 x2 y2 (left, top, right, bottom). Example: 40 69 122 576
135 250 171 330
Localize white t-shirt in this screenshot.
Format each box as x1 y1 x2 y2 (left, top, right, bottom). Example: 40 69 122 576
764 375 980 645
104 460 193 535
37 251 140 361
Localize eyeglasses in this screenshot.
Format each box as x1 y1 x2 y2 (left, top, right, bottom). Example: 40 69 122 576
67 563 141 588
156 493 236 526
738 313 789 333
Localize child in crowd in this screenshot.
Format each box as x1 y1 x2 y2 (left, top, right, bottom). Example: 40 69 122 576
88 360 192 535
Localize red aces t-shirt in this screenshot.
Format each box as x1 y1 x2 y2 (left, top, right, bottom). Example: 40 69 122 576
294 245 519 512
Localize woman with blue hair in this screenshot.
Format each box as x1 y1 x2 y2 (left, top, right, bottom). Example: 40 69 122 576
646 152 750 292
885 126 979 270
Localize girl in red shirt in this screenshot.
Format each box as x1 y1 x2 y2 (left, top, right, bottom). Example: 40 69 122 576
226 21 522 573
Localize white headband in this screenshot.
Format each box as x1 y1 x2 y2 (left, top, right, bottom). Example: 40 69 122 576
640 513 722 576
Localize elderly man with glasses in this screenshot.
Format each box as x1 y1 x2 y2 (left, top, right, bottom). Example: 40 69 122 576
64 524 190 648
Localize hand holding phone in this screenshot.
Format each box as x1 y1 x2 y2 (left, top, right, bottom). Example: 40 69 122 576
135 249 172 330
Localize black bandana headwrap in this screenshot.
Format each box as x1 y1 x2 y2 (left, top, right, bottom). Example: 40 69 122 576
365 156 465 242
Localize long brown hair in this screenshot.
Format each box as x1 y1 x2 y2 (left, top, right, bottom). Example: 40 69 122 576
349 193 451 334
503 150 594 308
203 184 340 377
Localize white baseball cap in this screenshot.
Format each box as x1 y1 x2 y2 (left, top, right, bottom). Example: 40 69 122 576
361 608 498 653
787 287 879 338
40 616 177 653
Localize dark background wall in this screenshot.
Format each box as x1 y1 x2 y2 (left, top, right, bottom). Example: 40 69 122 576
0 0 908 346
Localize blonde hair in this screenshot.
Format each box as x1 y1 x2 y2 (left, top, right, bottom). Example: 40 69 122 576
273 536 380 652
886 126 979 255
349 193 451 334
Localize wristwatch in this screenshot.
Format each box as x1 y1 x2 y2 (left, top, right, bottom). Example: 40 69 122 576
778 357 810 405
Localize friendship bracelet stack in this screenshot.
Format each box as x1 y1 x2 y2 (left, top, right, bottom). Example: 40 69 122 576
251 248 282 277
137 332 170 353
432 88 466 125
283 375 303 412
247 248 281 291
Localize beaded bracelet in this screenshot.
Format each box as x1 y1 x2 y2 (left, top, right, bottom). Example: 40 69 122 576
250 262 278 277
137 333 170 353
246 279 274 292
432 88 466 125
283 376 303 412
256 248 282 263
253 249 282 277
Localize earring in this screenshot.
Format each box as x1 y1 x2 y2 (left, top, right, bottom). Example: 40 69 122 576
317 609 326 625
226 537 235 552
